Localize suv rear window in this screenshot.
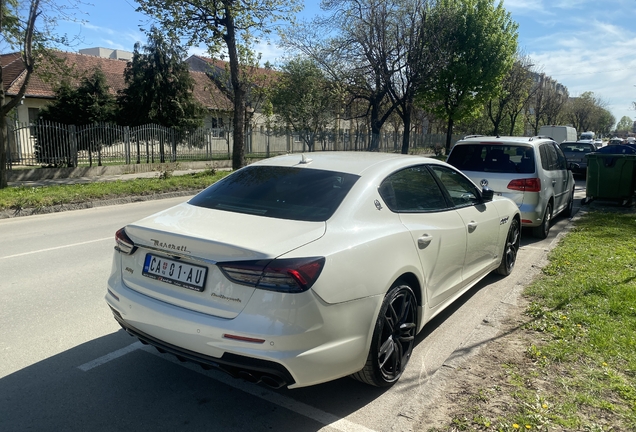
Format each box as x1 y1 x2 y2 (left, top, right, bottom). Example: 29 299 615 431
448 144 535 174
189 166 359 222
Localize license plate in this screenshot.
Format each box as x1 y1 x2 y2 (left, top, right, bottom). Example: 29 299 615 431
142 254 208 292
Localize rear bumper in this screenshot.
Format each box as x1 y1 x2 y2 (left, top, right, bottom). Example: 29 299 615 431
105 271 382 388
501 192 544 227
109 306 294 388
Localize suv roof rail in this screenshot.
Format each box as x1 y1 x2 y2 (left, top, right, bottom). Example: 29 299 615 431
531 135 553 141
463 134 485 139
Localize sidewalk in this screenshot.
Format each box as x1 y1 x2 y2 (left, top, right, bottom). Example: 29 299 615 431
7 168 211 188
6 159 231 188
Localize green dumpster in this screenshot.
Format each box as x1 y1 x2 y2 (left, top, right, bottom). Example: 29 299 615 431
584 153 636 206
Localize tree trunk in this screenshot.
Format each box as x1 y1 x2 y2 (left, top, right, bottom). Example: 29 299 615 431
445 116 454 154
224 5 245 171
0 119 7 189
401 106 412 155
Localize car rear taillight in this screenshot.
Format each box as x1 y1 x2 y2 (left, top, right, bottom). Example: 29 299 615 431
507 178 541 192
218 257 326 293
115 227 137 255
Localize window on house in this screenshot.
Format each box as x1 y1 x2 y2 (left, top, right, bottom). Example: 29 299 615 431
28 108 39 137
28 108 40 124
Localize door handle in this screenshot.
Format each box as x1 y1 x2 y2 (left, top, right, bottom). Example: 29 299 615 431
467 222 477 233
552 180 557 186
417 235 433 249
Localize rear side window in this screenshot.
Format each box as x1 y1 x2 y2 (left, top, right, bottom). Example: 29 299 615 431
189 166 359 222
448 144 535 174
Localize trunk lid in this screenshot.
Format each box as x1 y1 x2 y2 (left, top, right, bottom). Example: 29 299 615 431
120 203 326 319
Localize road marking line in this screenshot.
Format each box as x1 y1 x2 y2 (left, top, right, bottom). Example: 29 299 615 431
78 341 377 431
77 341 143 372
1 237 112 260
145 347 378 432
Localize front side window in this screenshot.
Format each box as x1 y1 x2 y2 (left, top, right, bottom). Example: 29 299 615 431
540 143 560 171
429 165 482 208
379 166 449 212
189 166 359 222
553 144 568 170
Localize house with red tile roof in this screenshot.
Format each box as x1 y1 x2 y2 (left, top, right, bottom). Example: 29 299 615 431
1 50 233 129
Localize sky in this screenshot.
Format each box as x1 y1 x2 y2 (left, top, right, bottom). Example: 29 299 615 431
49 0 636 130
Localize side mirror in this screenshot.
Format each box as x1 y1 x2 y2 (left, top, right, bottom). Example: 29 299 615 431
481 187 494 202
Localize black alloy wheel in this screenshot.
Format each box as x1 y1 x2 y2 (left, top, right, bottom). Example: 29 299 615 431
351 283 417 387
497 218 520 276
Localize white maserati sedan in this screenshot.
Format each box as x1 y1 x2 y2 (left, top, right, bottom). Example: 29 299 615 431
106 152 521 389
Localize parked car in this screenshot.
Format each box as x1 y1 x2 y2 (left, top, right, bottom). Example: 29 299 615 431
594 139 604 148
447 136 575 239
559 141 596 177
106 152 521 389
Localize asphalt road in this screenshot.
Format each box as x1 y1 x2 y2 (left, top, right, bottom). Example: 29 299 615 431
0 182 586 432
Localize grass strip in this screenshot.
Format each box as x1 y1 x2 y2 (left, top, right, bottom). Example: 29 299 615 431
441 210 636 431
0 169 229 212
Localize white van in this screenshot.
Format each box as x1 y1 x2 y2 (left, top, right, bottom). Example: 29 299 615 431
579 131 595 141
538 126 577 144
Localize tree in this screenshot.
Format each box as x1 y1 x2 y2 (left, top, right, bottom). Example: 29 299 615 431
525 73 568 135
1 0 38 189
594 108 615 137
284 0 401 152
39 68 117 125
566 92 606 134
417 0 518 152
136 0 301 170
34 68 119 167
270 58 335 151
486 55 535 136
1 0 81 188
616 116 632 133
385 0 444 154
117 28 204 130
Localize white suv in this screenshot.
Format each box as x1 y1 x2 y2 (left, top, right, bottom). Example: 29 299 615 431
447 136 575 239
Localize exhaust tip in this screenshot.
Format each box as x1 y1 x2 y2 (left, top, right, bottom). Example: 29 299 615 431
260 375 286 389
238 371 259 383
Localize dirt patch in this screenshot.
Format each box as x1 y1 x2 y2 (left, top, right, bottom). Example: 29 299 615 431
416 297 538 431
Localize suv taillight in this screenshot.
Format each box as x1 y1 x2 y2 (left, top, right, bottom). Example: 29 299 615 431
507 178 541 192
218 257 325 293
115 227 137 255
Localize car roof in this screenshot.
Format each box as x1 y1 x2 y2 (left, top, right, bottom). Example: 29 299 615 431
248 152 446 176
454 136 553 147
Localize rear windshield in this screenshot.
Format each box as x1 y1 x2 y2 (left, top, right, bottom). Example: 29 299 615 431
561 143 595 152
447 144 535 174
189 165 360 222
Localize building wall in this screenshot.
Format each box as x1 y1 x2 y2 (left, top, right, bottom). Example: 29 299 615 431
79 47 133 61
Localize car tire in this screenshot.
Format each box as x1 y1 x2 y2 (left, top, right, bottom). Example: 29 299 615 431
496 218 520 276
532 201 552 239
351 283 417 387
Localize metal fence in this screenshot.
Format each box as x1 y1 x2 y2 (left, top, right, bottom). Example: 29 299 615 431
4 120 459 169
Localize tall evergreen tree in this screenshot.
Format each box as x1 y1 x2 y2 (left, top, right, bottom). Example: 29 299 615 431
117 27 204 130
39 68 117 125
